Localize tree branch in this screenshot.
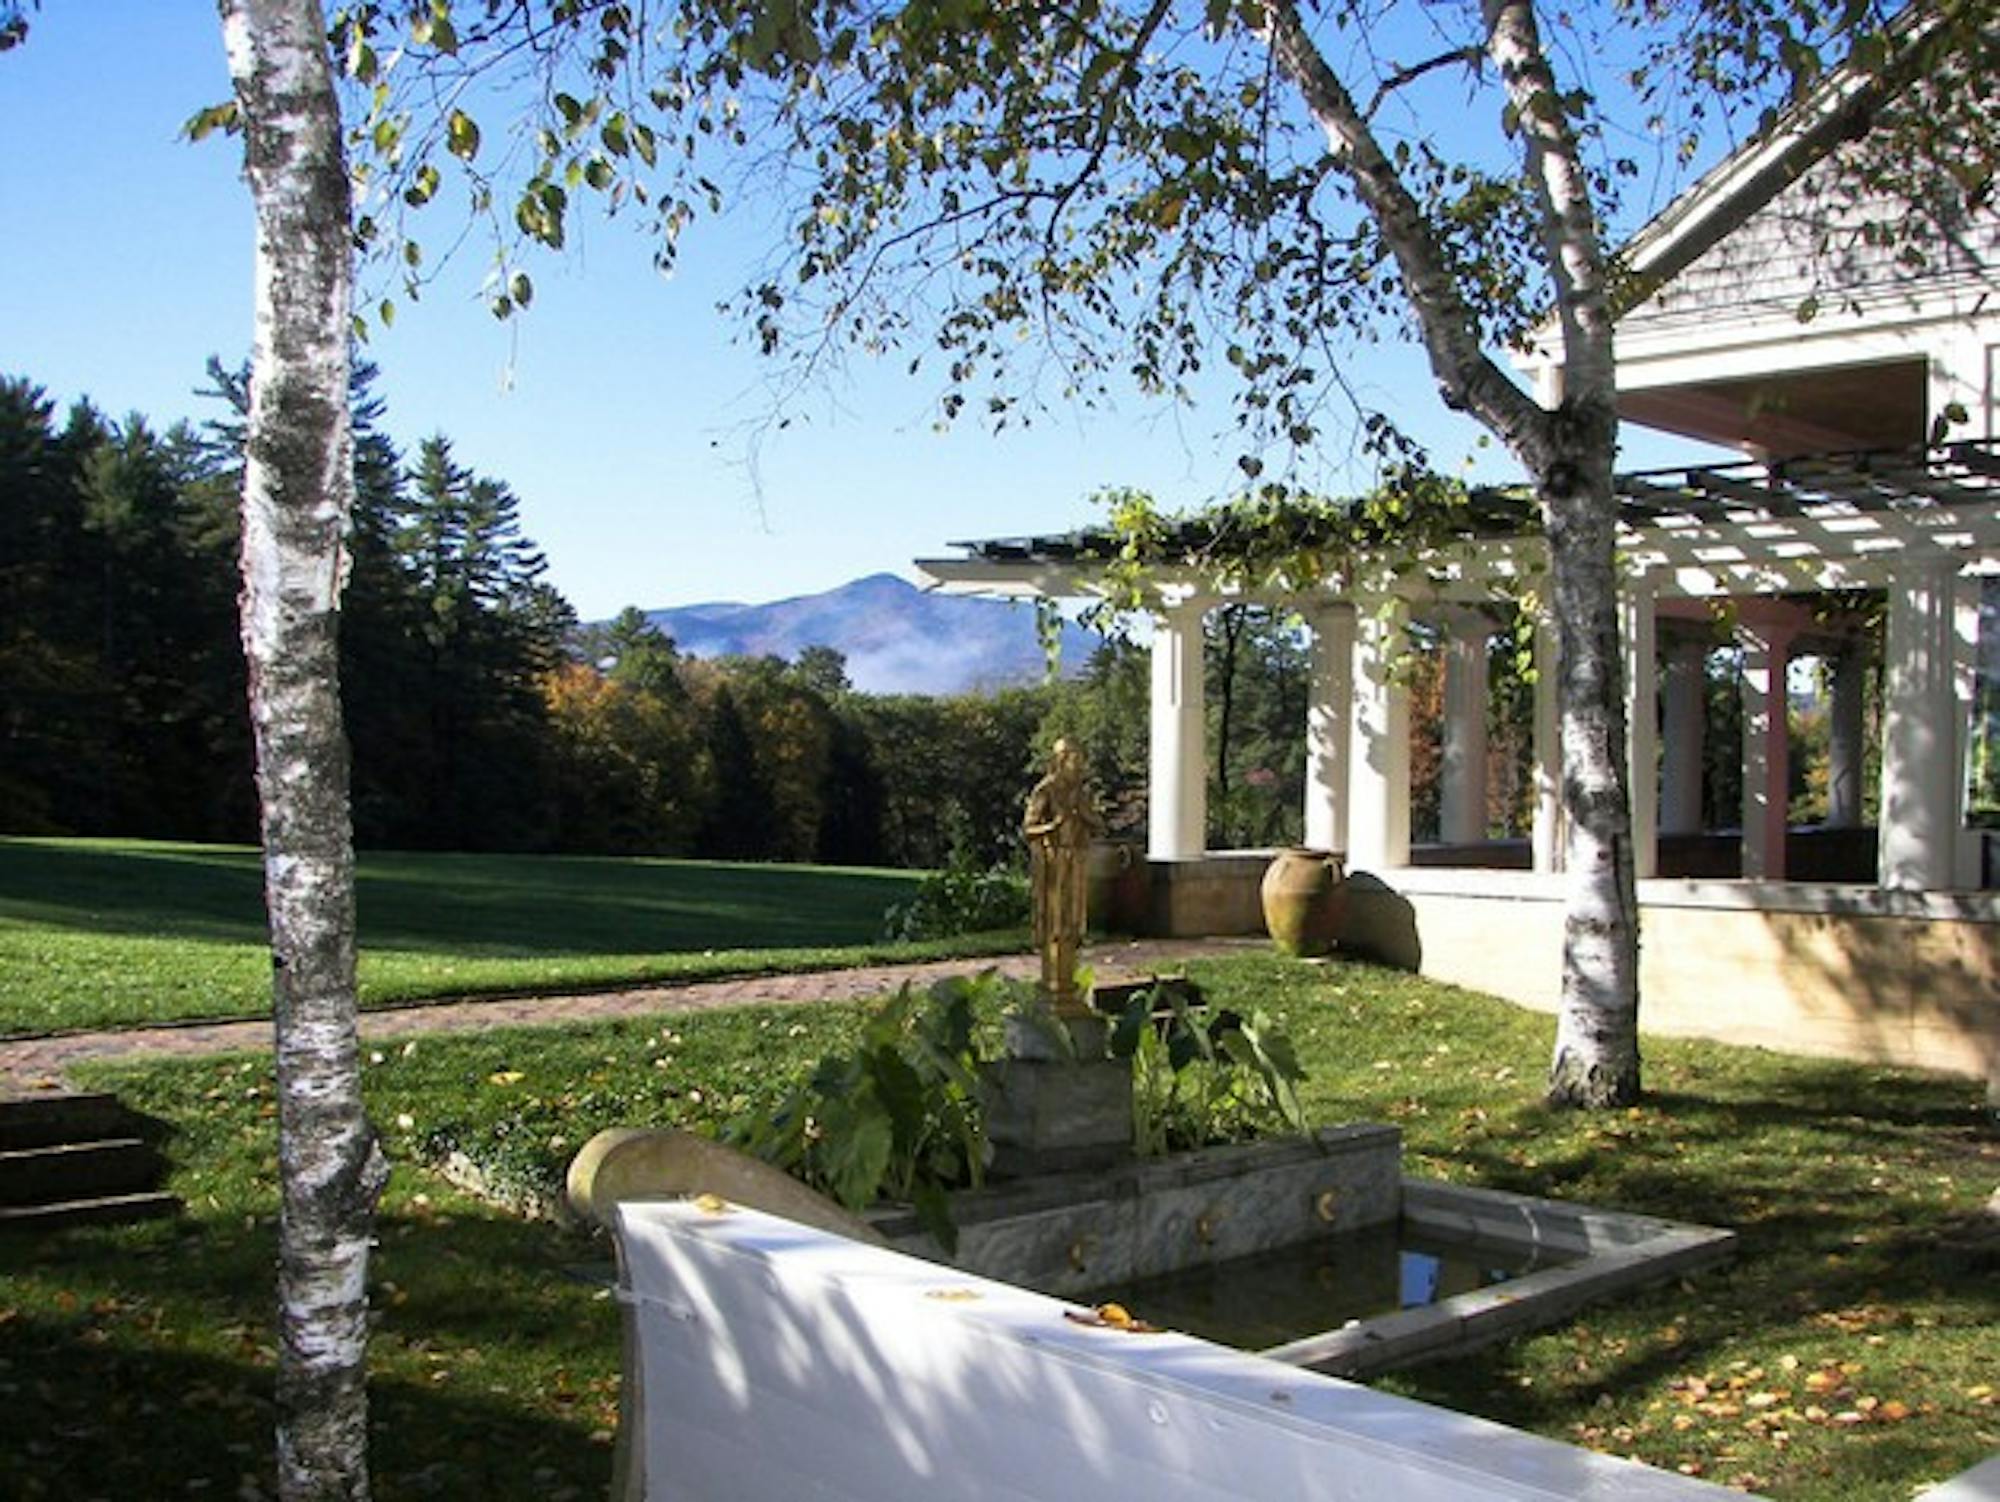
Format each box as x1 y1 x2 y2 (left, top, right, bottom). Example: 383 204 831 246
1039 0 1178 260
1481 0 1615 412
1364 45 1483 120
1258 0 1544 456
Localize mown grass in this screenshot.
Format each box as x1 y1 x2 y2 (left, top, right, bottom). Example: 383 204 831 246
2 954 1994 1499
0 837 1021 1035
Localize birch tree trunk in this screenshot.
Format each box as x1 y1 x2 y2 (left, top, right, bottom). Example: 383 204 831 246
1264 0 1641 1105
1484 0 1640 1108
219 1 390 1495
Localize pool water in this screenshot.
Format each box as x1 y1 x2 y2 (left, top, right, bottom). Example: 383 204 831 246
1084 1222 1575 1352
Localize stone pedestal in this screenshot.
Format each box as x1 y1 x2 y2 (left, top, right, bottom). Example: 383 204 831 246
983 1013 1133 1178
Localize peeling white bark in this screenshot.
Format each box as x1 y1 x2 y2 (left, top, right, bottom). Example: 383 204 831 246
220 0 389 1495
1262 0 1640 1105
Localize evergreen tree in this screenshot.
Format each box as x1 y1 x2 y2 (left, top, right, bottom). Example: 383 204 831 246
0 378 91 831
394 435 563 849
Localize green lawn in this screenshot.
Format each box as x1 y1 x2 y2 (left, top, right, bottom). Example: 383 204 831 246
0 837 1020 1034
2 954 1992 1499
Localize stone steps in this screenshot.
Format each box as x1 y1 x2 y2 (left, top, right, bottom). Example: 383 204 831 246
0 1137 165 1206
0 1189 181 1232
0 1091 133 1151
0 1092 179 1232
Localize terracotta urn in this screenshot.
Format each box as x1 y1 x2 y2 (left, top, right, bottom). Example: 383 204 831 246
1260 847 1347 957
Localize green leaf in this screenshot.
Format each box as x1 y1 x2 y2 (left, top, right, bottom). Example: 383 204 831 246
509 272 533 310
447 110 481 162
820 1103 893 1210
1929 402 1970 445
404 164 439 208
1108 993 1151 1059
869 1044 928 1145
911 1178 957 1255
182 102 240 143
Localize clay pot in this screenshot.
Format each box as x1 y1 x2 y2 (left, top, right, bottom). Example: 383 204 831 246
1260 847 1347 957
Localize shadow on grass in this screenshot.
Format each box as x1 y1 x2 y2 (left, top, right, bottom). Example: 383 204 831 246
0 1197 621 1500
1 1317 612 1500
1387 1057 2000 1464
0 838 922 956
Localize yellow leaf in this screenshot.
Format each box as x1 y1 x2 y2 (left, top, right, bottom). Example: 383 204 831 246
487 1070 524 1086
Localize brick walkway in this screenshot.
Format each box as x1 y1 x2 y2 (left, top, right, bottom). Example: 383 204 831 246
0 937 1260 1097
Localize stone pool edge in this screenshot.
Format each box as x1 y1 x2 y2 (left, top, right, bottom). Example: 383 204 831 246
1263 1178 1739 1378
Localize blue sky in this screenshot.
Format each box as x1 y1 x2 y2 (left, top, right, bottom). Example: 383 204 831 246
2 2 1711 621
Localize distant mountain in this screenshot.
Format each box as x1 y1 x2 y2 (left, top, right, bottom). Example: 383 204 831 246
640 572 1106 696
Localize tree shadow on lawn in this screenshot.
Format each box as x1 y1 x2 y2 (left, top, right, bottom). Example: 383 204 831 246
352 858 914 955
0 840 919 956
0 1200 621 1500
0 1317 612 1501
0 840 271 945
1391 1060 2000 1463
1434 1054 1994 1222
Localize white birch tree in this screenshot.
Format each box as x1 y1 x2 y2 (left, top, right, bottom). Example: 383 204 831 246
218 1 387 1494
1260 0 1637 1104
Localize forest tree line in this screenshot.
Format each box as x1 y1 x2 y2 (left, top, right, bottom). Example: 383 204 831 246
0 366 1352 869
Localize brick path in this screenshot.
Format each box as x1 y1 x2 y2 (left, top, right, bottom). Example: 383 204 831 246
0 937 1260 1097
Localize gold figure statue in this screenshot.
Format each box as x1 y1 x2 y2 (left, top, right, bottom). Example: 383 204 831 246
1023 738 1098 1015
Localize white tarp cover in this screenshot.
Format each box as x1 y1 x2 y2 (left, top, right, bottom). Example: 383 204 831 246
615 1199 1740 1502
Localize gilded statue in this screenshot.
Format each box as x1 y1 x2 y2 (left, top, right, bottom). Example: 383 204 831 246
1023 738 1098 1015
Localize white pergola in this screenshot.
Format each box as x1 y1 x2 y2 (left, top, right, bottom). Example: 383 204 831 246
919 440 2000 896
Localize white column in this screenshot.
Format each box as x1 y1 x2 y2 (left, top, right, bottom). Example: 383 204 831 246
1953 579 1982 889
1740 621 1794 881
1623 588 1659 881
1347 599 1410 874
1531 611 1564 873
1439 611 1490 847
1879 563 1964 890
1660 637 1707 837
1825 647 1865 829
1147 599 1207 861
1303 603 1355 855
